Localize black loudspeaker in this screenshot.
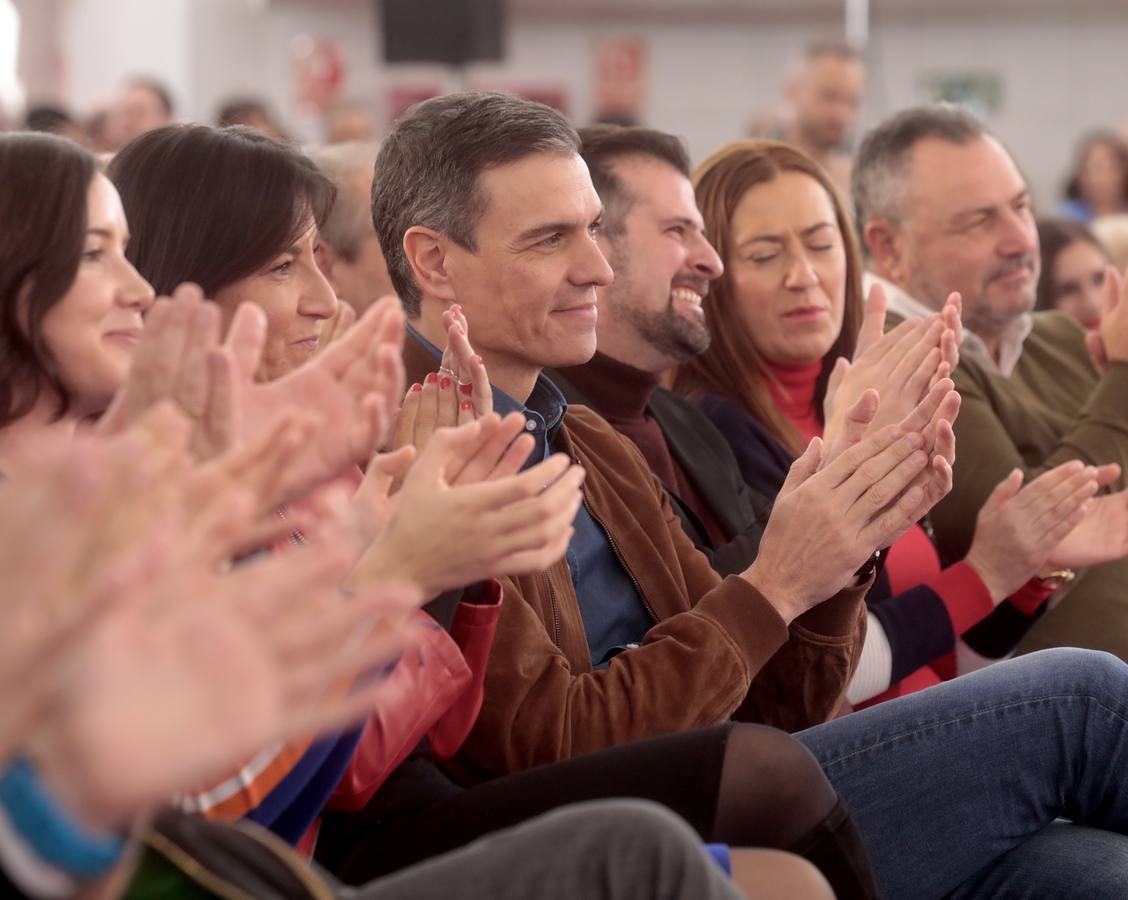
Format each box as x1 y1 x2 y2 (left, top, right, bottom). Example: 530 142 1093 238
379 0 505 65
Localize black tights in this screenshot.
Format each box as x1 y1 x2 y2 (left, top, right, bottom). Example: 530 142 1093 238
318 724 878 899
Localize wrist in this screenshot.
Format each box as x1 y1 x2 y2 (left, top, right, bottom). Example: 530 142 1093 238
0 757 126 879
741 558 804 625
962 553 1010 605
349 540 440 602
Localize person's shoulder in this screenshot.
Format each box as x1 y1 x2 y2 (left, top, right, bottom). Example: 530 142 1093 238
563 403 644 458
691 390 757 431
563 404 664 491
1030 309 1086 342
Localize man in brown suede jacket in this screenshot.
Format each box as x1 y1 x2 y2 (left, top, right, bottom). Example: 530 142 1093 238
374 91 957 781
359 90 1128 900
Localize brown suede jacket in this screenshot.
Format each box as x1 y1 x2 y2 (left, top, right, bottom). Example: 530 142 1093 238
404 336 868 782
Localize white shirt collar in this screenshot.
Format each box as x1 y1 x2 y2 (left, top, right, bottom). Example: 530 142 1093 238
862 272 1033 377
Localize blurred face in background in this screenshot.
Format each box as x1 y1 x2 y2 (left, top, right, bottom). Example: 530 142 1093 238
789 53 864 154
317 163 394 313
1078 139 1128 215
1048 238 1107 330
725 170 847 366
117 84 171 146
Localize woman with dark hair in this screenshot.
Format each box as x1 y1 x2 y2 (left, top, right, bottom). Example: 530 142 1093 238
1059 131 1128 223
0 133 153 436
1036 216 1109 328
108 124 339 380
676 140 1110 707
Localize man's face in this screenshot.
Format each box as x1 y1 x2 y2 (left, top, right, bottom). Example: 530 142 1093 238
596 157 723 371
792 55 864 153
898 136 1039 333
444 152 613 386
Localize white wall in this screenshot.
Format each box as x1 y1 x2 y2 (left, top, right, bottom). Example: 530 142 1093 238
25 0 1128 206
60 0 191 114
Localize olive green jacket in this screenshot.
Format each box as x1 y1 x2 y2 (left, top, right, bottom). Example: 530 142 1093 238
906 308 1128 658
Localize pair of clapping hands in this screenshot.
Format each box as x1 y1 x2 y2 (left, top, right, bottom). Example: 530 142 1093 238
347 304 583 599
101 288 583 602
829 282 1128 601
3 288 582 837
744 285 963 621
1 407 418 836
750 282 1128 623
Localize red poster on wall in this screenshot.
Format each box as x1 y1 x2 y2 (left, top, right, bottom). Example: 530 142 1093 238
291 35 345 113
594 36 648 122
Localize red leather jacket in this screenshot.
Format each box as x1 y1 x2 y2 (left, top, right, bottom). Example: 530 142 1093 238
326 583 502 814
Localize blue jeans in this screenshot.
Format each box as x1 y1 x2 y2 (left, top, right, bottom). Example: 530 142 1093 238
797 648 1128 899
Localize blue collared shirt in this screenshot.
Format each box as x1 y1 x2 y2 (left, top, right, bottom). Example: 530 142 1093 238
407 326 652 667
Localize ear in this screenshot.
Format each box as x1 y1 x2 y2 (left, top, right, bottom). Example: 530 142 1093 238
862 218 906 283
402 226 458 304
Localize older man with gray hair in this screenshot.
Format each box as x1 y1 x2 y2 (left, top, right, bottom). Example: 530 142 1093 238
853 103 1128 661
309 141 395 314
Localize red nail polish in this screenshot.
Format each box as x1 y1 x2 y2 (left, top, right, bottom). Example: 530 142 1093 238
410 383 423 393
440 376 452 389
459 383 473 396
460 399 472 411
425 372 438 384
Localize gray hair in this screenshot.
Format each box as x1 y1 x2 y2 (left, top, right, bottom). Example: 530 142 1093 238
852 103 989 231
308 141 379 261
372 92 580 316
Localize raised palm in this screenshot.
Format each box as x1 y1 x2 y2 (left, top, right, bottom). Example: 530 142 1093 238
1048 488 1128 569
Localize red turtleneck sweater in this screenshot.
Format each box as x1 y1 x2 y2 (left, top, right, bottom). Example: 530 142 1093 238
765 360 824 445
763 360 1048 706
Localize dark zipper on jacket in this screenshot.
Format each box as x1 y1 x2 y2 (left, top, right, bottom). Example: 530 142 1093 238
543 569 562 645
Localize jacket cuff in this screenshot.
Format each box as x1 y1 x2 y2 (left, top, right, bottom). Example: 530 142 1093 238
930 562 995 634
461 579 503 606
792 574 872 639
452 581 503 627
693 575 791 667
1006 579 1052 616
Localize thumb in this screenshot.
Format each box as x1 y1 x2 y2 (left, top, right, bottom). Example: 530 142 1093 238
1086 330 1109 375
983 468 1024 513
780 436 823 496
223 301 267 382
855 281 887 356
414 421 484 483
842 388 880 438
1102 265 1123 316
1095 462 1121 488
364 446 416 487
825 356 850 406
